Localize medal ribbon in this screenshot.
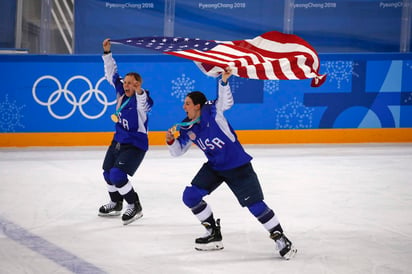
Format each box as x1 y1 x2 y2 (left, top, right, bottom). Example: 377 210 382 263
171 117 200 133
113 95 131 119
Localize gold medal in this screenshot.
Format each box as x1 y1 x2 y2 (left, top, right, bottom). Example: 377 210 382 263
112 95 130 123
111 114 119 123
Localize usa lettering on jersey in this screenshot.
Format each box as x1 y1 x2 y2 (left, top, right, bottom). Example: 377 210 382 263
196 137 225 150
118 113 130 130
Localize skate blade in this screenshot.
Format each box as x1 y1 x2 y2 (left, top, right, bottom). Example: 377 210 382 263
195 241 224 251
281 246 297 260
98 211 121 217
122 212 143 225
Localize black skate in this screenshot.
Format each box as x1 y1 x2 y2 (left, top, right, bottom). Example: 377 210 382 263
121 200 143 225
98 201 122 217
270 231 297 260
195 218 224 251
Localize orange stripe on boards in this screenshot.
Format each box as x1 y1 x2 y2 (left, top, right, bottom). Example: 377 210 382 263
0 132 113 147
235 128 412 144
0 128 411 147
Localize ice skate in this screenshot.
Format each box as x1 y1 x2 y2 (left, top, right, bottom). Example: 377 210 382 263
98 201 122 217
122 200 143 225
270 231 297 260
195 218 224 251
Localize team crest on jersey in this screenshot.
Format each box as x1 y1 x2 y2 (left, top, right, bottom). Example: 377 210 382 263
188 131 196 140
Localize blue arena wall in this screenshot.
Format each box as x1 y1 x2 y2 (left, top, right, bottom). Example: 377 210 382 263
0 52 411 145
73 0 407 54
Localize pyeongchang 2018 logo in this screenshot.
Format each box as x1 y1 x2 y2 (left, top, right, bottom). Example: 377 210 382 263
379 2 403 8
32 75 115 119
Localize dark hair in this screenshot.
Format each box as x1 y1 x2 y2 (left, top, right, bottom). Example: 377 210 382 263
125 72 142 83
187 91 207 107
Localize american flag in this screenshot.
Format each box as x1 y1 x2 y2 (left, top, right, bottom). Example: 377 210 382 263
111 31 326 87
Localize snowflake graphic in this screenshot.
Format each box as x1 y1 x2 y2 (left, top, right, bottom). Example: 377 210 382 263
264 80 280 95
402 62 412 104
274 97 314 129
0 94 25 132
228 77 242 94
171 74 195 101
324 61 358 89
404 92 412 104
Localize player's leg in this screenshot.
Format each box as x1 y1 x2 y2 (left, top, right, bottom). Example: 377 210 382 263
248 201 297 260
98 170 124 216
99 142 123 216
183 163 224 251
225 163 297 259
112 145 146 225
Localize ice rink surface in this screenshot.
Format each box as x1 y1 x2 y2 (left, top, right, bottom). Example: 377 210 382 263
0 143 411 274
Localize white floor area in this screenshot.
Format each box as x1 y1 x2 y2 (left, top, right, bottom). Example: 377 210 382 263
0 143 411 274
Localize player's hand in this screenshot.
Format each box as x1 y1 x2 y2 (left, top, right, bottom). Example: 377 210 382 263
222 67 232 83
103 38 111 52
166 129 175 145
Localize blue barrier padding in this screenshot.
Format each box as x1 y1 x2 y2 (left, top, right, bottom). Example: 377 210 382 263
0 53 411 133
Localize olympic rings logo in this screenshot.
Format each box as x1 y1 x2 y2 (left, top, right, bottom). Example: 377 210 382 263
32 75 116 119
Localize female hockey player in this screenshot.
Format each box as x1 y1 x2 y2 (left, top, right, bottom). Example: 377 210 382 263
165 67 296 259
98 38 154 225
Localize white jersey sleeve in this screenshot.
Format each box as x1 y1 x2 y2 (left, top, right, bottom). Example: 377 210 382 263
102 53 117 87
168 137 192 157
215 80 234 112
214 80 236 142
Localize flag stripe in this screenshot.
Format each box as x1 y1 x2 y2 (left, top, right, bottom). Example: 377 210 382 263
271 60 288 80
232 33 321 75
234 41 319 75
167 50 228 69
222 44 266 64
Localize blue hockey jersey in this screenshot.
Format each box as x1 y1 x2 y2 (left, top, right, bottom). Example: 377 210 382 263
103 53 154 151
168 80 252 171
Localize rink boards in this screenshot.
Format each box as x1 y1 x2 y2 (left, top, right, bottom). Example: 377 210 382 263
0 53 411 146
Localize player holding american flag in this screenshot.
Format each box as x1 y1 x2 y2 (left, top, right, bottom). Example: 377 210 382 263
113 30 322 257
165 67 297 259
